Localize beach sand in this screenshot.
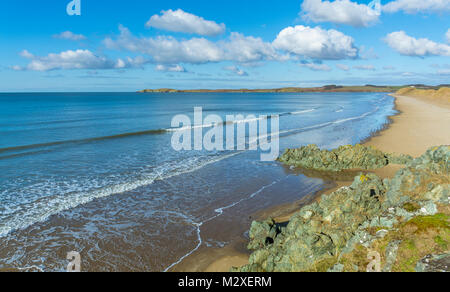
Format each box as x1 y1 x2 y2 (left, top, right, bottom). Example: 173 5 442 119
366 94 450 158
177 93 450 272
366 94 450 181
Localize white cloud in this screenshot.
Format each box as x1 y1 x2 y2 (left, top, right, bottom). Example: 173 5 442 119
224 65 248 76
53 31 87 41
383 0 450 14
353 65 376 70
301 0 380 27
155 64 187 72
385 31 450 57
336 64 350 71
272 25 358 60
446 29 450 43
402 72 415 76
220 32 287 64
104 25 224 64
146 9 225 36
437 69 450 75
300 61 332 71
15 49 146 71
116 56 148 69
19 50 34 59
104 25 284 65
11 65 24 71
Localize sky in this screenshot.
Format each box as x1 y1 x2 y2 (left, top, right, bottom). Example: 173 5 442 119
1 0 449 92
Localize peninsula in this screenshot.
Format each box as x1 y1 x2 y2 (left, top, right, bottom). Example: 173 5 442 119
138 85 449 94
138 85 402 93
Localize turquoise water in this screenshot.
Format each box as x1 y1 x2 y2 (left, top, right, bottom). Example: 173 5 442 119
0 92 396 271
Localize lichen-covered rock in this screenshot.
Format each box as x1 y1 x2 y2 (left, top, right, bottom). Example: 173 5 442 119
278 144 412 172
383 240 401 272
246 218 283 251
383 146 450 209
386 153 414 165
415 253 450 272
236 146 450 272
238 173 386 272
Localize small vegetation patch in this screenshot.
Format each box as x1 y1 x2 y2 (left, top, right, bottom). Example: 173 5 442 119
407 214 449 232
434 236 448 249
307 256 339 272
403 202 421 213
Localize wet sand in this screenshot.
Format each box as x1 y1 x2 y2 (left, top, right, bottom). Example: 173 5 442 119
175 93 450 272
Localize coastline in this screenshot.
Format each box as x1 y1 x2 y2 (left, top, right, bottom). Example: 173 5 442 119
177 92 450 272
137 85 400 94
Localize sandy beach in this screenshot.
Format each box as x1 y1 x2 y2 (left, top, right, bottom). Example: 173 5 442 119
366 94 450 158
187 92 450 272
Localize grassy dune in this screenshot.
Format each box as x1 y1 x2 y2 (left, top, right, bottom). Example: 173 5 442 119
396 87 450 103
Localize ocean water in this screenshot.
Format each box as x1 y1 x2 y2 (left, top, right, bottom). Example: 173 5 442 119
0 92 396 271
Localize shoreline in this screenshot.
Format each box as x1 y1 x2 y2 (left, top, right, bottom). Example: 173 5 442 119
173 93 450 272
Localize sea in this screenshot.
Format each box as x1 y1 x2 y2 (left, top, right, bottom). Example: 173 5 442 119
0 92 396 271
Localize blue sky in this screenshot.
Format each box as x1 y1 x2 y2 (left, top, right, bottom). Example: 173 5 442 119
1 0 449 92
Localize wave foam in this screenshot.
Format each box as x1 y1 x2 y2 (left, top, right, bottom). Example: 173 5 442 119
0 152 241 238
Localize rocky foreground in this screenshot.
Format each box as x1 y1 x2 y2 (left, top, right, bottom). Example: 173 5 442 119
235 145 449 272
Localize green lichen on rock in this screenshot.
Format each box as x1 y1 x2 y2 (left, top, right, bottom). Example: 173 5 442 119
235 146 450 272
415 252 450 272
246 218 284 251
383 146 450 208
278 144 413 172
237 173 387 272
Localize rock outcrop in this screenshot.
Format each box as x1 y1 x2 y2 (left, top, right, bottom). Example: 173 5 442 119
278 144 413 172
235 146 450 272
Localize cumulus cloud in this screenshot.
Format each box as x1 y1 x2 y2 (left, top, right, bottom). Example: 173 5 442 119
336 64 350 71
155 64 187 72
446 29 450 43
10 65 24 71
104 25 284 65
146 9 225 36
220 32 287 64
224 65 248 76
14 49 146 71
353 64 376 70
105 25 224 64
385 31 450 57
272 25 358 60
53 31 87 41
383 0 450 14
301 0 380 27
19 50 34 59
299 61 332 71
116 56 148 69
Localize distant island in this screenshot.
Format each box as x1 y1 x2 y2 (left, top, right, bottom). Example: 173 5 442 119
137 84 450 94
